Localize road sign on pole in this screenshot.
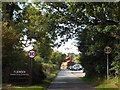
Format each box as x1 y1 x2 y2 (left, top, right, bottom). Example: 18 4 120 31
28 50 36 84
104 46 112 55
28 50 36 59
104 46 112 80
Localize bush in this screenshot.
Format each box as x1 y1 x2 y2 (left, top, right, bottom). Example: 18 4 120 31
41 63 59 77
32 61 46 84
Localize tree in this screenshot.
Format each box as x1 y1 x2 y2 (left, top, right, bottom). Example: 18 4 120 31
2 2 120 80
2 2 47 83
43 2 120 78
2 2 26 69
73 54 81 64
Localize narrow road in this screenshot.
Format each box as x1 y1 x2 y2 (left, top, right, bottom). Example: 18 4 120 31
47 69 97 90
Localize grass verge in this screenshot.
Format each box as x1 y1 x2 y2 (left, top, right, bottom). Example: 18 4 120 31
2 70 60 89
82 76 119 89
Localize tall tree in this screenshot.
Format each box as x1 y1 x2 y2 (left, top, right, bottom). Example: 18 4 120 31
42 2 120 77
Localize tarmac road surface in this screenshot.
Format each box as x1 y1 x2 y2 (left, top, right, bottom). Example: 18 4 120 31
47 69 97 90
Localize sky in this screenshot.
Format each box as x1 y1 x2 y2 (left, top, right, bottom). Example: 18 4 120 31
53 36 79 54
24 36 80 54
54 42 79 54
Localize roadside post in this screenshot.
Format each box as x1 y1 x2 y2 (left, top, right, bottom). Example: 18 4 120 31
104 46 112 80
28 50 36 84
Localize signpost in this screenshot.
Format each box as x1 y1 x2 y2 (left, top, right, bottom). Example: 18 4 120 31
104 46 112 80
28 50 36 84
28 50 36 59
28 50 36 68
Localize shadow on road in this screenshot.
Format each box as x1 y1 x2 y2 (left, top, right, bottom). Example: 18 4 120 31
47 69 97 90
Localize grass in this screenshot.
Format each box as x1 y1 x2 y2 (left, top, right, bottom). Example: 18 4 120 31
2 70 60 89
82 76 120 89
96 77 119 89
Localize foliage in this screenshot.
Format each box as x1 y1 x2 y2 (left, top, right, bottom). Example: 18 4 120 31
2 2 120 84
110 48 120 76
32 61 46 84
2 2 66 84
2 2 49 84
43 2 120 78
2 2 23 69
67 53 76 57
50 51 66 65
34 44 66 77
76 25 118 77
73 54 81 64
